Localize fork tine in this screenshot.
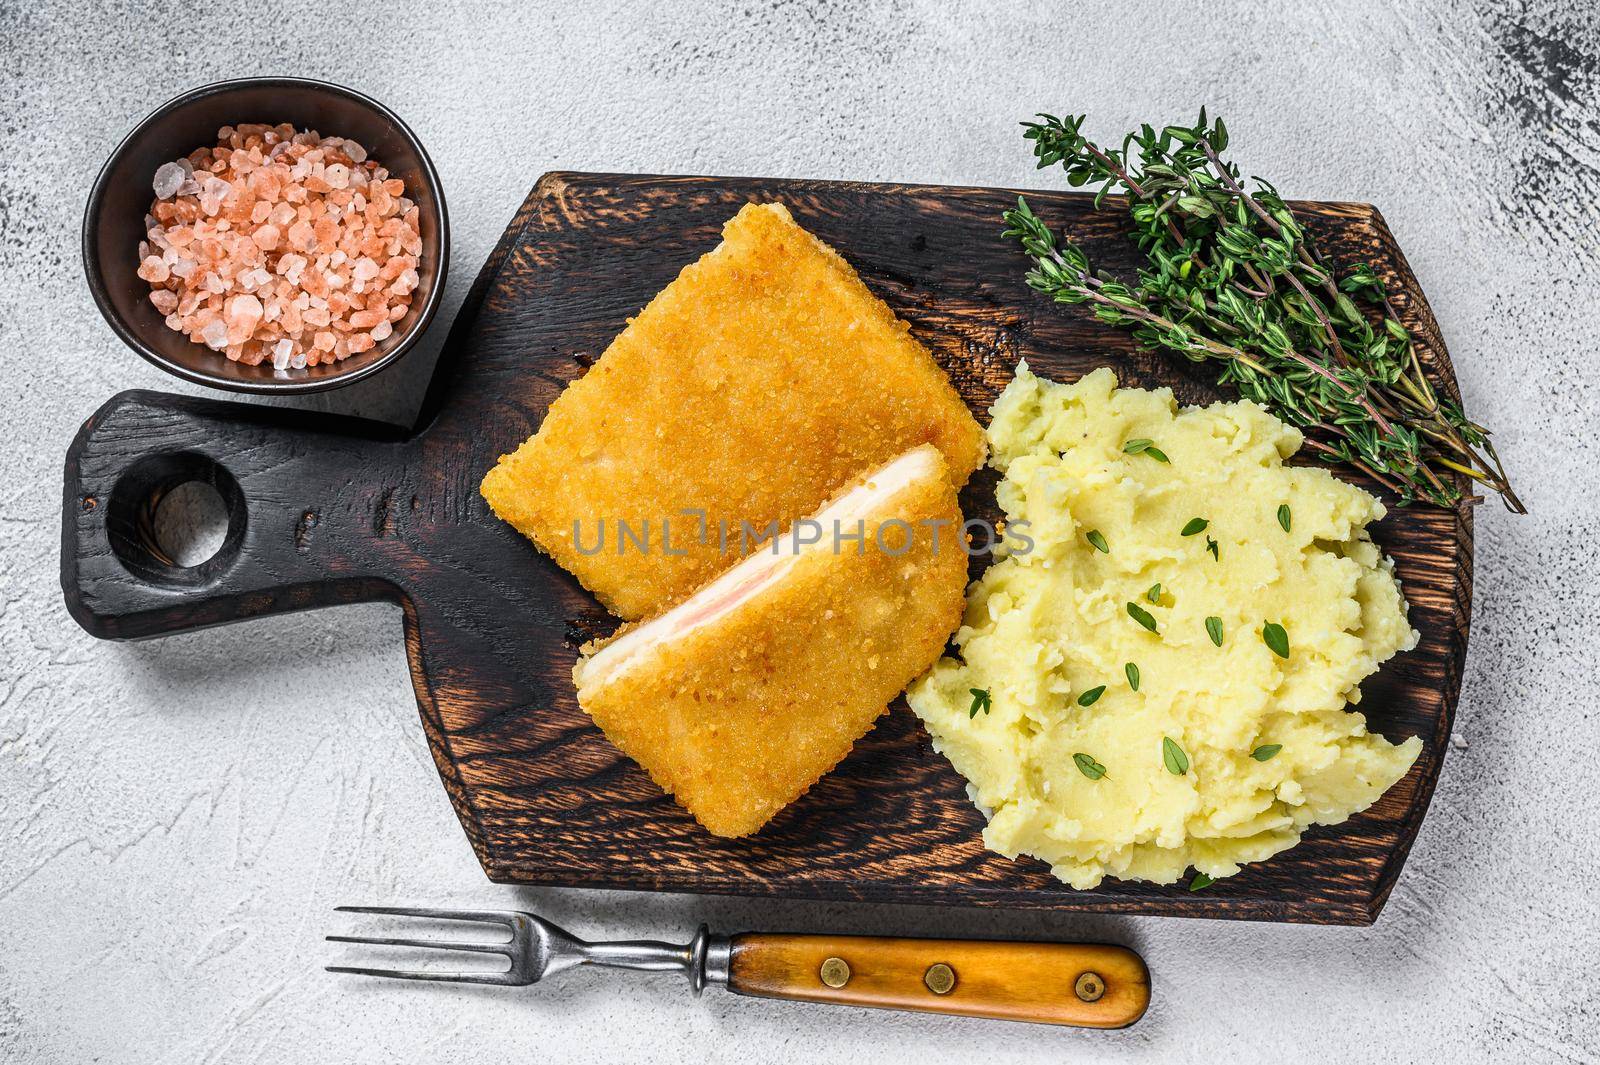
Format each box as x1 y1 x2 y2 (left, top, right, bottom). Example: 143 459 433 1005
325 965 513 985
333 905 519 926
325 934 509 955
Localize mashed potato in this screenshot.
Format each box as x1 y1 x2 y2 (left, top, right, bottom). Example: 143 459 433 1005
906 363 1421 889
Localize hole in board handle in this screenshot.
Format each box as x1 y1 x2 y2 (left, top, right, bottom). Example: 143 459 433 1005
106 452 247 586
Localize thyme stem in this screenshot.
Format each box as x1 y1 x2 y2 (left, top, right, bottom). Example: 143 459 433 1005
1007 110 1524 513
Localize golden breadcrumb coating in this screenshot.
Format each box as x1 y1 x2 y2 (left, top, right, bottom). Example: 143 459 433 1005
573 446 969 837
480 201 984 621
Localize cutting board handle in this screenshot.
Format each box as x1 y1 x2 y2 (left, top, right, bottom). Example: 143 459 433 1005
62 389 410 640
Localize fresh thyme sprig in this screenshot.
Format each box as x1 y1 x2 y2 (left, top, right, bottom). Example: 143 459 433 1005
1002 110 1523 512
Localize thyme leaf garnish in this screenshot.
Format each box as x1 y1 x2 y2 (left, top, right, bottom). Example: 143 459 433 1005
1123 438 1170 463
1262 621 1290 658
1074 752 1108 780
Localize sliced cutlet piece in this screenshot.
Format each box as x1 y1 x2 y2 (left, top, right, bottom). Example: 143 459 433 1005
572 445 968 837
480 201 984 621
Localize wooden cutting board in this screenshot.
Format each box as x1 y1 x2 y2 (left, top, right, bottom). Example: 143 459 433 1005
62 173 1470 924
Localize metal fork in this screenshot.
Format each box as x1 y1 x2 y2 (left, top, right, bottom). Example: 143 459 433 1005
327 904 1151 1027
327 905 726 992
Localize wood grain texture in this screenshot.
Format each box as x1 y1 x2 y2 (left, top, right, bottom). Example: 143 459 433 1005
727 933 1149 1028
60 173 1471 923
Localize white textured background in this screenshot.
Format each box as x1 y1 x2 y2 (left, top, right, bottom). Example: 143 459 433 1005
2 1 1597 1061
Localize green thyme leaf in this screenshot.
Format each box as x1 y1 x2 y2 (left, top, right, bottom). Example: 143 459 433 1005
1073 753 1108 780
1205 536 1220 561
1181 517 1209 536
967 687 992 719
1126 601 1159 633
1251 743 1282 762
1277 503 1292 532
1077 685 1107 707
1086 529 1110 553
1189 872 1215 892
1162 736 1190 775
1125 662 1141 691
1146 582 1162 603
1123 438 1170 463
1205 616 1224 646
1262 621 1290 659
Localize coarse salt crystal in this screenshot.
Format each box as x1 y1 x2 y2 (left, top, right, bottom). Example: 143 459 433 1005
200 320 228 349
153 162 186 199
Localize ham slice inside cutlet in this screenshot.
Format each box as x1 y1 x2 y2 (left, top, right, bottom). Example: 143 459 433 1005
573 444 969 838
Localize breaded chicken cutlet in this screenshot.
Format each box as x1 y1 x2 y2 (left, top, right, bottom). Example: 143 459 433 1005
572 445 969 837
480 201 984 621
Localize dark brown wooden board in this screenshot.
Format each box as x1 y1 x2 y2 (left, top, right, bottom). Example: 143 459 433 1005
61 173 1470 924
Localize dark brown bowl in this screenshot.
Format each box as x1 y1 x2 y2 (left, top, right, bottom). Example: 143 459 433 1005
83 77 449 394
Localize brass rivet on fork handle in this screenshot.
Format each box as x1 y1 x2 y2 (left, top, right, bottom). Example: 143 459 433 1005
923 963 956 995
819 957 851 988
1074 971 1105 1002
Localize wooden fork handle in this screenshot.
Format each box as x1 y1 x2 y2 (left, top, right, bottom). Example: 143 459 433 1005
725 933 1149 1028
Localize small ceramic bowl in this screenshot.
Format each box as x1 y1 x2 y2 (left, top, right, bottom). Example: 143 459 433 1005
83 76 449 394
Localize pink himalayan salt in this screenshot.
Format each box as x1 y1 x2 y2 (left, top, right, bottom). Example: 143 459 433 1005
138 123 422 369
251 224 281 251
